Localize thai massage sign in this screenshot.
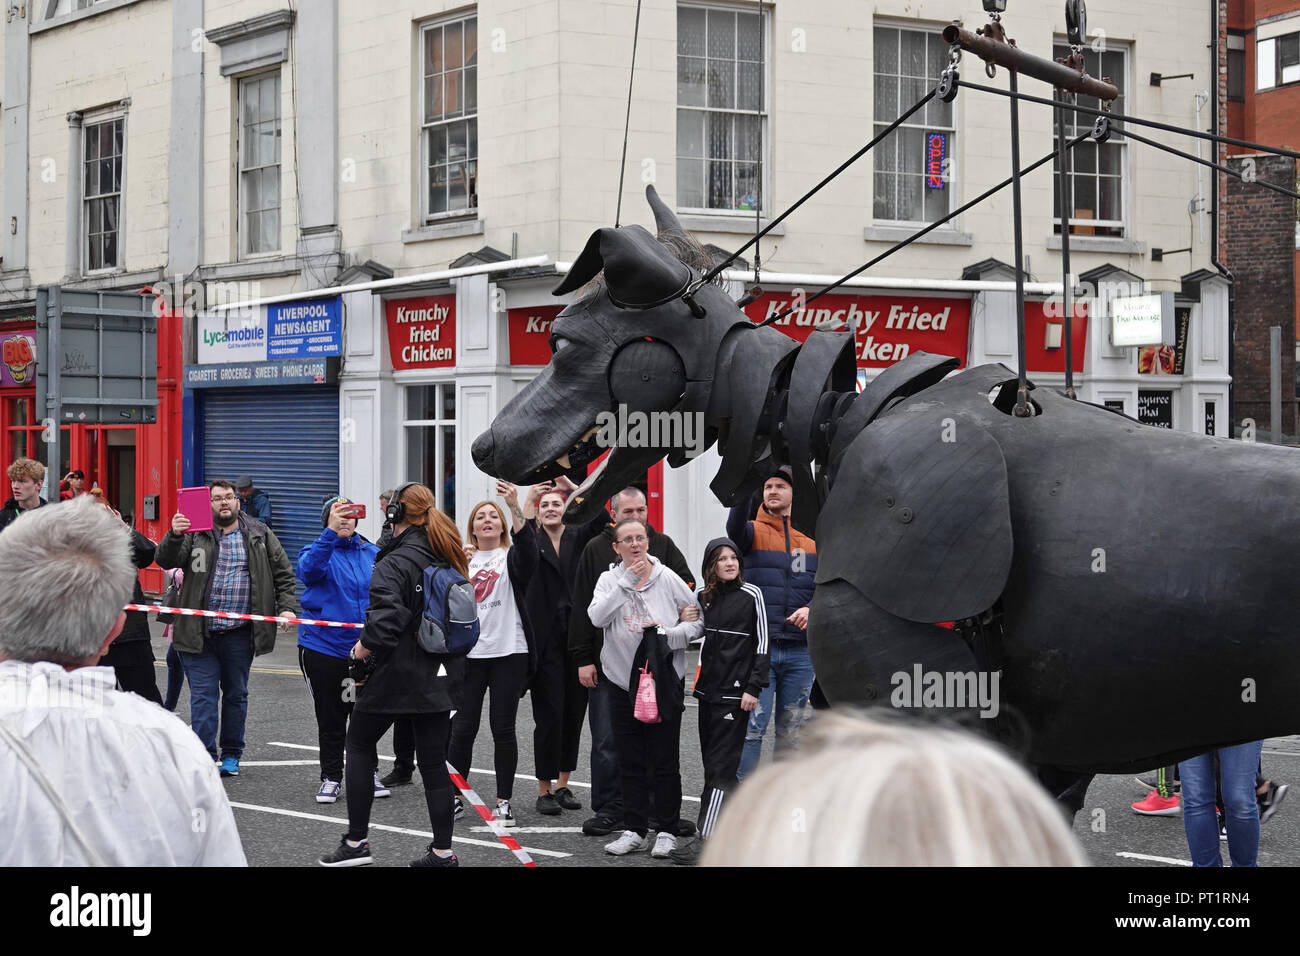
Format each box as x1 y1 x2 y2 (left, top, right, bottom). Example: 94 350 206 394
386 295 456 369
743 293 971 367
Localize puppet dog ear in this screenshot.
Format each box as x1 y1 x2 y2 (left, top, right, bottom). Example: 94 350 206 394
552 224 692 309
815 407 1013 624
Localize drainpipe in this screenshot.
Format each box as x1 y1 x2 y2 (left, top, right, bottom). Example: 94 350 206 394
1211 0 1237 433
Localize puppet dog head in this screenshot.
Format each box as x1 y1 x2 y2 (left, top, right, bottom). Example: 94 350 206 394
472 186 752 521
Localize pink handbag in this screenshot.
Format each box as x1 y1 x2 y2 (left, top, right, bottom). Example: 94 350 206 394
634 662 661 724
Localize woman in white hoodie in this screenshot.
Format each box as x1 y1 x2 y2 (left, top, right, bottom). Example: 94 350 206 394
588 517 702 860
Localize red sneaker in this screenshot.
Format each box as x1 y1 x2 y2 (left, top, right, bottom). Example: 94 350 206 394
1132 791 1181 816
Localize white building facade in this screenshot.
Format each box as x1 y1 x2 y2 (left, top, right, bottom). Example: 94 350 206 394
1 0 1229 564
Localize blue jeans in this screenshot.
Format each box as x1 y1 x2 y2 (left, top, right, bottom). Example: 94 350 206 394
163 643 186 712
738 641 815 780
179 626 255 761
1179 740 1263 867
587 677 624 820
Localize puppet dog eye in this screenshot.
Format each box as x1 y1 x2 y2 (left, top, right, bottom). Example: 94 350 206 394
550 335 573 355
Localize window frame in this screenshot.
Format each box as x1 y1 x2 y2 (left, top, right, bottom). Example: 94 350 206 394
870 22 960 229
237 70 283 259
1051 39 1130 239
674 0 772 217
401 381 457 519
81 110 126 275
1257 30 1300 90
418 12 479 225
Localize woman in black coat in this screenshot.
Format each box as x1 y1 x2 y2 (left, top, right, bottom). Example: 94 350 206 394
94 498 162 705
524 477 609 815
318 482 466 868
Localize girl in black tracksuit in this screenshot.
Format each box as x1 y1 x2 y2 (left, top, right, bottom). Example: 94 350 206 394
687 536 769 857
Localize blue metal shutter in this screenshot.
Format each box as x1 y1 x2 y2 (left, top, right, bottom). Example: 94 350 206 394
200 386 339 585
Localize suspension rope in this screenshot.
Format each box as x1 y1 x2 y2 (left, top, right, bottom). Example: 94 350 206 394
614 0 644 228
698 89 937 286
960 79 1300 162
758 131 1092 328
753 4 764 286
1120 125 1300 202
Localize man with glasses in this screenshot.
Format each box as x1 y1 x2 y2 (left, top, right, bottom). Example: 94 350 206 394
569 486 695 838
156 479 298 776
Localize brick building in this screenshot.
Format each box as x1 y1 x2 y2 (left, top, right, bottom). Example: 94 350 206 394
1225 0 1300 436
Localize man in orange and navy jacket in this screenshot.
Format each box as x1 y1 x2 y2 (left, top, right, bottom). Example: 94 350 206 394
725 464 817 780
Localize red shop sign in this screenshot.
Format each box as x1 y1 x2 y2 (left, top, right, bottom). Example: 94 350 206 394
1 332 37 387
386 295 456 370
1023 301 1088 375
508 305 565 366
743 292 971 368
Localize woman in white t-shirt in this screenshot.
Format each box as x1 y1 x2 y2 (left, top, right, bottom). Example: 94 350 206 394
447 480 541 827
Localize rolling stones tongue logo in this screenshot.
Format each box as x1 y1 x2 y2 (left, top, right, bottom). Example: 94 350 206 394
471 567 501 603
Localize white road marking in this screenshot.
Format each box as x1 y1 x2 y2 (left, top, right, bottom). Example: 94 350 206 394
227 801 571 858
470 826 586 834
237 760 322 766
1115 851 1192 866
266 741 702 803
1263 749 1300 758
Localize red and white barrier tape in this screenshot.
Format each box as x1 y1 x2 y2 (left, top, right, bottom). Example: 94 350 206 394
446 764 537 867
124 604 363 629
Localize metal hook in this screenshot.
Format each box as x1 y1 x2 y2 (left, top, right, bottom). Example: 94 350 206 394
986 59 997 79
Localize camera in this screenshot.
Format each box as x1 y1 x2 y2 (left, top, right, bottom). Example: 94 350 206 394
982 0 1007 12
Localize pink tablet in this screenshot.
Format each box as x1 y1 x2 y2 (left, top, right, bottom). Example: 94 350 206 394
177 486 214 532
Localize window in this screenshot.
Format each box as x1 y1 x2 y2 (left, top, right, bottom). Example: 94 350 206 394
83 117 123 272
403 384 456 518
1258 31 1300 90
239 72 281 256
676 4 767 212
1228 33 1246 102
420 14 478 220
1053 42 1127 238
872 26 955 225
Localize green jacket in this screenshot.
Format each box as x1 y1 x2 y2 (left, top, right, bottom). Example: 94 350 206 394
155 513 299 656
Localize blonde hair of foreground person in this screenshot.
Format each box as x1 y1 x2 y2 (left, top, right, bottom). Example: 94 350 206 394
700 711 1088 867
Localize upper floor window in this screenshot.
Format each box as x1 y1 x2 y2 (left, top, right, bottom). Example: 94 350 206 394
1052 42 1128 238
84 117 123 272
420 14 478 220
872 26 955 225
1227 32 1246 102
1258 29 1300 90
239 72 282 256
676 4 768 213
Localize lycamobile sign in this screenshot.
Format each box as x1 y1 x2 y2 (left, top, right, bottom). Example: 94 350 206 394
202 326 265 347
197 296 342 364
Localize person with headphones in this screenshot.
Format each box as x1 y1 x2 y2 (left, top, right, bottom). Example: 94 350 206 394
318 483 468 867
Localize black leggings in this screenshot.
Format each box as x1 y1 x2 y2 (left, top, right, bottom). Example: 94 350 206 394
346 710 453 848
448 653 529 800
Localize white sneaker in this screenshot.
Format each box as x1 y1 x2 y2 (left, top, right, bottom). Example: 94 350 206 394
651 831 677 858
495 799 517 828
605 830 653 855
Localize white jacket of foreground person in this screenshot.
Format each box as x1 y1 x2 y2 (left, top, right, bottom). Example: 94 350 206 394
589 555 702 692
0 660 247 866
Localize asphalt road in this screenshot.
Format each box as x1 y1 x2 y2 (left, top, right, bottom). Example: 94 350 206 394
146 627 1300 868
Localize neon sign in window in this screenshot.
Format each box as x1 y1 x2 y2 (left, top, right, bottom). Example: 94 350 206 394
926 132 947 189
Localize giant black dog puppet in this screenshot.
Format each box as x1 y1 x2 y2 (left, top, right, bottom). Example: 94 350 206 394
473 186 1300 807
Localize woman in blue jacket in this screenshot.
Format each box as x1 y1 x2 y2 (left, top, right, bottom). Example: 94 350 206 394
297 496 384 804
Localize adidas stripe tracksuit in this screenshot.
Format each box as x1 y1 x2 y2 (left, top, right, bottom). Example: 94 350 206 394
693 580 769 838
